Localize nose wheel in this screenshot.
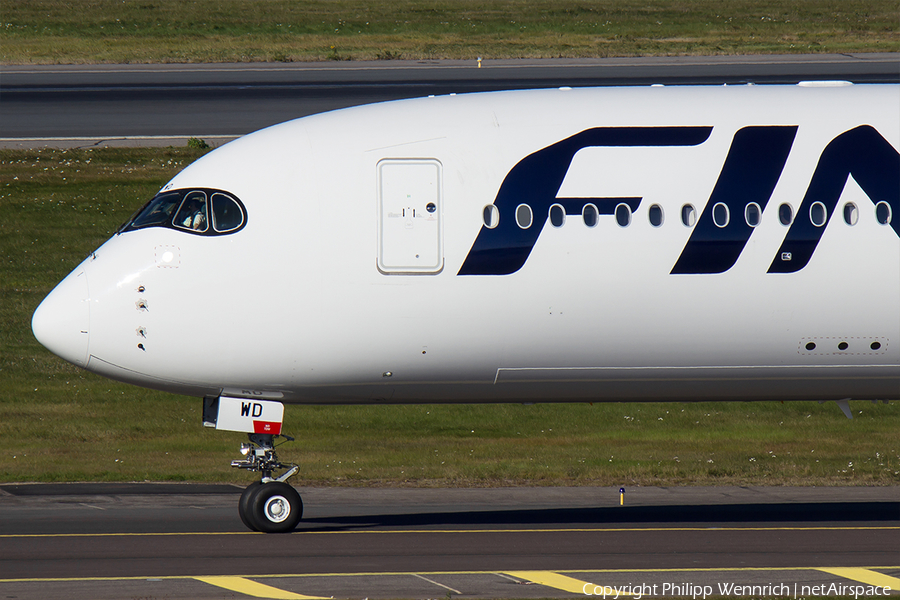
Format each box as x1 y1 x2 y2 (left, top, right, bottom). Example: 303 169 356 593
237 481 262 531
232 433 302 533
239 480 302 533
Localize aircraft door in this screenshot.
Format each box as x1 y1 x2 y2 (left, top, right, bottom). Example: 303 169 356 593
377 159 443 274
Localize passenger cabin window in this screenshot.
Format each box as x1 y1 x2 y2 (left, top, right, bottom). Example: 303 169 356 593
648 204 664 227
516 203 533 229
483 205 500 229
875 201 892 225
120 188 247 236
810 201 827 227
843 202 859 226
549 203 565 228
681 204 696 227
582 203 598 227
615 203 632 227
712 202 730 228
745 202 761 227
779 203 793 226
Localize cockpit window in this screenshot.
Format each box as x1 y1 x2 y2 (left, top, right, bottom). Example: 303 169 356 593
129 192 182 229
212 193 244 232
120 188 247 236
174 191 209 232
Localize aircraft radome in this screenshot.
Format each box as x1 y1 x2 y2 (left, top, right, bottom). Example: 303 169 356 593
32 82 900 532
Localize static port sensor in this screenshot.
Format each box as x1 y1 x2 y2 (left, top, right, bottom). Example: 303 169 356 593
205 396 284 435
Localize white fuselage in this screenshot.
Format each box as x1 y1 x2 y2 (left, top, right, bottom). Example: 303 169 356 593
33 84 900 404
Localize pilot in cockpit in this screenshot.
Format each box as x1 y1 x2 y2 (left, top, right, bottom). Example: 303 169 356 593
179 196 207 231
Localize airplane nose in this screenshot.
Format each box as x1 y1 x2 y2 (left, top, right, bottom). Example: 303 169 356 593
32 269 90 367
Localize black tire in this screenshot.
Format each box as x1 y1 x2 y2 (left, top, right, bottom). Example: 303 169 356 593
238 481 263 531
248 482 302 533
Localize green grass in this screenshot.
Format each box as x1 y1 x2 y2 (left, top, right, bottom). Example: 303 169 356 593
1 147 899 485
1 0 898 64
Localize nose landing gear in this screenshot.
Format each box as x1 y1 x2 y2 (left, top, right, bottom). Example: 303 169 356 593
203 396 302 532
232 433 302 533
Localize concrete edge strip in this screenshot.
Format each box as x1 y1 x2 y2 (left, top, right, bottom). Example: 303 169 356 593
0 135 242 149
4 54 899 75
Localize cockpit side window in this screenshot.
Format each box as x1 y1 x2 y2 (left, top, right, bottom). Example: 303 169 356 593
174 191 209 232
212 193 244 232
120 188 247 236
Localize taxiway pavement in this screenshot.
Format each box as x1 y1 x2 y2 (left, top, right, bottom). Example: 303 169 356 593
0 485 897 599
2 53 898 148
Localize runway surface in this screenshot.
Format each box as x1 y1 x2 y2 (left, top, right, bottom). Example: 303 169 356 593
1 485 897 599
2 53 898 147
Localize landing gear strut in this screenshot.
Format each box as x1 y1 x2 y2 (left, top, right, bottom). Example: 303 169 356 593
231 433 302 533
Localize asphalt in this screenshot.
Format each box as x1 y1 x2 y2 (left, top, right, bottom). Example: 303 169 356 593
0 485 897 599
2 53 898 147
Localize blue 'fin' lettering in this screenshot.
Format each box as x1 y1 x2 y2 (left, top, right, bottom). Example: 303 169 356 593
769 125 900 273
671 126 797 274
458 126 712 276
